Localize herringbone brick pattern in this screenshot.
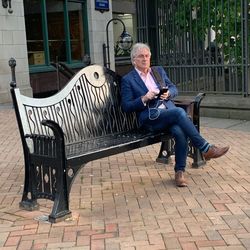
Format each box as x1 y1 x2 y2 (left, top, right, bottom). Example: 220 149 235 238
0 108 250 250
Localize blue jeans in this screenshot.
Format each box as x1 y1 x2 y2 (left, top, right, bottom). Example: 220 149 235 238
142 107 208 172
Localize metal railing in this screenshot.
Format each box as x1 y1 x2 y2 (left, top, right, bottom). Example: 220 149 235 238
136 0 250 96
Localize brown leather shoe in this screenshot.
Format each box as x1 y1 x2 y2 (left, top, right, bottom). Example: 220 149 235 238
175 171 188 187
203 145 229 161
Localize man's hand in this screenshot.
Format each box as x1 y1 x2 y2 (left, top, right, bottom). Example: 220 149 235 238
159 90 170 100
141 91 157 104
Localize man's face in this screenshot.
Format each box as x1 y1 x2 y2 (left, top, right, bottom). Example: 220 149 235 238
133 48 151 73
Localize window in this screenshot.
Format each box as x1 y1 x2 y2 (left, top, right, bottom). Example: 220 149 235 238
24 0 89 70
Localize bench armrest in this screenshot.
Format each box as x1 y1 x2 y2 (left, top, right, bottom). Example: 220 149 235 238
24 133 56 156
193 93 206 131
174 92 206 131
174 92 205 107
24 120 65 157
194 92 206 104
41 120 64 140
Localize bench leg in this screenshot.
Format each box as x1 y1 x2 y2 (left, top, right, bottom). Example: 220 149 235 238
156 139 206 168
192 148 206 168
21 157 71 223
48 162 72 223
48 163 88 223
19 197 39 211
156 139 173 164
19 159 39 211
48 192 72 223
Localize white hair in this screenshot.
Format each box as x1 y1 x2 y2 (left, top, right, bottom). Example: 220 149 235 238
130 43 151 65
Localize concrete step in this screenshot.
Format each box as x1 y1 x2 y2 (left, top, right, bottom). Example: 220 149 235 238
179 94 250 121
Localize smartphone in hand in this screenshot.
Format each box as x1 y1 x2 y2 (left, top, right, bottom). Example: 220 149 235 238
157 87 168 97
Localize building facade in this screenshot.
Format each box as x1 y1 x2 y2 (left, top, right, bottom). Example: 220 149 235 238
1 0 250 120
0 0 136 103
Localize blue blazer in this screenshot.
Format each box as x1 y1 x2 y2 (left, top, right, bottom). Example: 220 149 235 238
121 66 178 126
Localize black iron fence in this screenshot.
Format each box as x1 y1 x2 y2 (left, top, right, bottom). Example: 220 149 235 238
136 0 250 96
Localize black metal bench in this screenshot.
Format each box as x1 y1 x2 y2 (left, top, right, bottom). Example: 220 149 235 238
9 58 205 223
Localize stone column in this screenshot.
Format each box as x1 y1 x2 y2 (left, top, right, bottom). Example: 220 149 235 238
0 0 32 104
87 0 115 70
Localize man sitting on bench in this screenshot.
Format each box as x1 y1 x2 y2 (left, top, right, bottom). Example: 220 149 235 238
121 43 229 187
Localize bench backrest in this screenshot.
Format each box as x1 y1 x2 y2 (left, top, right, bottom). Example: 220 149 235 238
11 65 139 145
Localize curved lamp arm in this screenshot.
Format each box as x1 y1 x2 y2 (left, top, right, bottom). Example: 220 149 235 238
103 18 133 69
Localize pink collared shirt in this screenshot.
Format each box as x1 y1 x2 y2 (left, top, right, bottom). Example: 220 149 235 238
135 68 160 94
136 67 166 109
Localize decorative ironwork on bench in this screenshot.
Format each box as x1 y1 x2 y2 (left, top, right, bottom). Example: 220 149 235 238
9 58 206 223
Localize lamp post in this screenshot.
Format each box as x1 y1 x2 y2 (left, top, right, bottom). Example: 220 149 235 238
103 18 133 69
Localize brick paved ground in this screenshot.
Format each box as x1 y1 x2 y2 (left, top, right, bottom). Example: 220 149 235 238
0 108 250 250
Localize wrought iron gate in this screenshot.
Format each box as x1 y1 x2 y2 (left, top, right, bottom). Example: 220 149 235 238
136 0 250 96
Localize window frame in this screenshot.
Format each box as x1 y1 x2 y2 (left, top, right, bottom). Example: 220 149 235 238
26 0 89 74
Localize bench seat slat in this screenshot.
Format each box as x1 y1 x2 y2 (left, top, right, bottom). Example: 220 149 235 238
66 130 166 162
